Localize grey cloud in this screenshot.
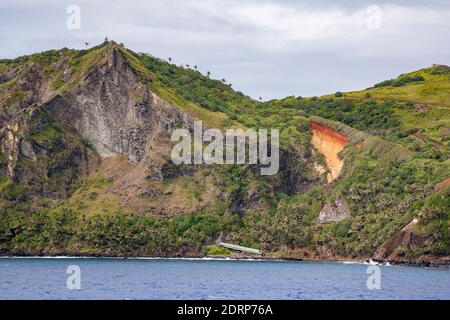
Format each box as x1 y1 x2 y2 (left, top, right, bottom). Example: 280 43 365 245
0 0 449 99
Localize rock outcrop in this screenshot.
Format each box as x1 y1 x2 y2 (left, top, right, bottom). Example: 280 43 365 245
19 138 36 161
374 219 419 260
44 45 194 173
0 123 20 179
317 197 351 224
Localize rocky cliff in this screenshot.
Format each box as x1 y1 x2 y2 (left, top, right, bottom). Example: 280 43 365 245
43 45 194 180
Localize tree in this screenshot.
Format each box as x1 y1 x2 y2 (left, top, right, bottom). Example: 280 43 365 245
84 42 89 47
194 65 198 70
206 71 211 77
168 57 172 62
104 36 109 43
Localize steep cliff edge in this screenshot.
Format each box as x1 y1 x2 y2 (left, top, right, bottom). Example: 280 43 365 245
43 44 195 180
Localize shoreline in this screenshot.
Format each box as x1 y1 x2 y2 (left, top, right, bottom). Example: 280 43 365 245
1 254 448 268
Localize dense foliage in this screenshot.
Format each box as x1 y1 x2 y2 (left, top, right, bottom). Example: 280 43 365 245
373 75 425 88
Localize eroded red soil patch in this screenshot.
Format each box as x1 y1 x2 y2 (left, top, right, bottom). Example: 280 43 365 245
310 122 348 183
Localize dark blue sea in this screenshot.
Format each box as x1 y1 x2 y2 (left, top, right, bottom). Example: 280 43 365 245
1 257 449 300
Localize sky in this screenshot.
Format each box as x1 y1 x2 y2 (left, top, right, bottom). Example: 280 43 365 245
0 0 449 100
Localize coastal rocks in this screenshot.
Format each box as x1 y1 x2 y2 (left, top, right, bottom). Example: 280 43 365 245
388 258 450 268
374 218 418 260
317 197 351 224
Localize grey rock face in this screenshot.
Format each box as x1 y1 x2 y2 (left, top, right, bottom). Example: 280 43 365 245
0 123 20 179
0 66 16 86
19 138 37 161
317 197 351 224
44 46 193 179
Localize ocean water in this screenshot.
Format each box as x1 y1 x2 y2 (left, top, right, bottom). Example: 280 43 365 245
0 257 449 300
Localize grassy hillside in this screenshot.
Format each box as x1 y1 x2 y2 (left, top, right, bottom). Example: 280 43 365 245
345 65 450 108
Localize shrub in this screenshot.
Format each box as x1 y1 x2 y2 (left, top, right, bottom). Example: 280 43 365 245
374 75 425 88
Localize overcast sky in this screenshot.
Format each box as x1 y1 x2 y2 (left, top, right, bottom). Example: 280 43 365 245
1 0 449 99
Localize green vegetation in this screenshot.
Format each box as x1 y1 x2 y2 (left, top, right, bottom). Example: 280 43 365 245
346 66 450 107
266 96 402 135
411 185 450 256
4 87 25 109
374 75 425 88
0 207 240 256
51 78 65 90
429 65 450 75
28 120 62 149
205 245 232 256
132 51 255 116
